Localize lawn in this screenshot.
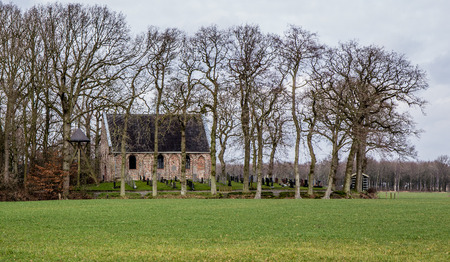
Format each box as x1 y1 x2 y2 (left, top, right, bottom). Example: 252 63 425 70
0 192 448 261
82 180 308 192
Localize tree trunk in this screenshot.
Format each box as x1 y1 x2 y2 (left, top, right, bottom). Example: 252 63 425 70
180 119 187 196
218 145 227 184
3 97 14 186
254 125 263 199
43 88 51 160
242 100 250 193
252 135 257 188
291 74 301 199
306 124 316 196
343 140 357 194
268 142 277 187
152 91 162 197
323 139 339 199
355 131 367 193
62 112 72 198
209 112 217 195
119 112 131 197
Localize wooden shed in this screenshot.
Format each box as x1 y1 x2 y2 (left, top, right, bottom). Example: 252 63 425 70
350 173 370 191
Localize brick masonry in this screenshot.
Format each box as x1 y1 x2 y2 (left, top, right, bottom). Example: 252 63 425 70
100 119 211 181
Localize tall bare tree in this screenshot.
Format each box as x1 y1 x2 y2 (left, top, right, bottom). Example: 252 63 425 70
228 25 274 192
163 33 200 196
252 77 282 199
301 89 318 196
216 90 239 183
0 3 27 186
264 95 289 186
146 27 181 197
40 3 131 197
276 25 323 199
193 25 230 195
323 41 427 193
114 33 155 197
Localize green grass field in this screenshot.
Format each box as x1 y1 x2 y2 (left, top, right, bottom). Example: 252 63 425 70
82 180 301 192
0 192 448 261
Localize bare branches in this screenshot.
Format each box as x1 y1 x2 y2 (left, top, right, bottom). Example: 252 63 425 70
0 1 430 196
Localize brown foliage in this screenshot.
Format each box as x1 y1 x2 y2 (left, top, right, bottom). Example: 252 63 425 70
27 154 68 200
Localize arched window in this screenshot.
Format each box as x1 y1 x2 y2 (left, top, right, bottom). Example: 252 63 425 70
129 155 136 169
186 155 190 169
157 154 164 169
197 156 205 171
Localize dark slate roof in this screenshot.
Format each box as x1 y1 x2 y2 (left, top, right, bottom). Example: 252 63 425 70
105 114 210 153
69 128 90 143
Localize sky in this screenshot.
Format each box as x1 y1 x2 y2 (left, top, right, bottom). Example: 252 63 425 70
15 0 450 161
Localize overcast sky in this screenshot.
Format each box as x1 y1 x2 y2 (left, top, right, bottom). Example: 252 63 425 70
16 0 450 161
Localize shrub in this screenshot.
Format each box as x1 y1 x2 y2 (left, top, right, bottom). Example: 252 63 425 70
27 154 67 200
0 187 37 201
367 187 377 194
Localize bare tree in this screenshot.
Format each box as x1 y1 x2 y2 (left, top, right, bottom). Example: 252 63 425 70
276 25 323 199
193 25 230 195
311 82 350 199
164 33 199 196
301 90 319 196
0 3 27 186
228 25 274 192
38 3 131 197
251 76 282 199
216 90 239 183
21 6 49 188
264 90 289 187
113 33 155 197
317 41 427 193
146 27 181 197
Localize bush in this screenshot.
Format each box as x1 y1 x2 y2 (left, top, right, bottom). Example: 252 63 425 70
331 191 347 199
27 154 67 200
0 187 37 201
367 187 377 194
68 191 94 200
362 188 378 199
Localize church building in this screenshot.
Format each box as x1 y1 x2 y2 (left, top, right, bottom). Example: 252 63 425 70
100 113 211 182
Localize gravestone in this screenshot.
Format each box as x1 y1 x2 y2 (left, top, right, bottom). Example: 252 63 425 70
187 180 195 191
289 179 294 188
